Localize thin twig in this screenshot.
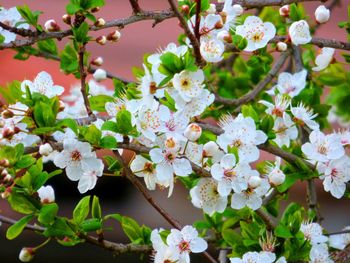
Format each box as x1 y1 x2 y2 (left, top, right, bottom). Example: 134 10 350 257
0 21 38 37
167 0 205 67
78 45 95 120
215 51 289 106
128 0 142 14
256 208 277 230
194 0 202 41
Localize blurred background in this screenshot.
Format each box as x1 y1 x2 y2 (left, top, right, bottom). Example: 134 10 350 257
0 0 350 262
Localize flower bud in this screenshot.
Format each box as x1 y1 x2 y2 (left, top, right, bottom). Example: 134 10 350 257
39 143 53 156
44 19 60 32
279 5 290 17
3 173 12 183
62 14 71 25
37 185 55 204
1 168 9 177
232 4 244 16
94 17 106 27
181 5 190 15
203 141 219 157
1 187 11 199
268 171 285 186
96 35 107 45
217 30 232 43
207 4 216 14
315 5 330 24
1 109 14 119
19 247 35 262
91 56 104 66
107 30 121 42
0 159 10 167
184 124 202 141
217 0 225 3
276 42 287 52
93 69 107 82
2 127 14 139
58 100 65 112
91 7 100 13
248 176 261 189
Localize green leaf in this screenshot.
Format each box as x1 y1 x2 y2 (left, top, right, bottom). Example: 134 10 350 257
275 224 293 238
66 3 81 14
73 196 90 225
160 52 183 74
91 196 102 219
101 121 119 133
121 216 143 243
72 22 90 43
89 95 114 112
100 136 117 149
38 203 59 225
37 39 58 55
222 229 243 247
60 44 79 74
44 218 75 238
81 124 102 145
116 109 134 135
8 193 38 214
81 218 102 232
56 118 78 134
6 214 34 240
15 155 36 169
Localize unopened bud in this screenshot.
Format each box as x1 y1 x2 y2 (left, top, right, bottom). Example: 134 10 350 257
93 69 107 82
2 127 14 139
268 171 285 186
184 124 202 141
217 30 232 43
279 5 290 17
107 30 121 42
276 42 288 52
19 247 35 262
3 173 12 183
0 159 10 167
181 5 190 15
62 14 71 25
315 5 330 24
37 185 55 204
248 176 261 189
232 4 244 16
96 35 107 45
1 187 11 199
39 143 53 156
1 109 14 119
44 19 60 32
58 100 65 112
94 17 106 27
91 7 100 13
91 56 104 66
203 141 219 157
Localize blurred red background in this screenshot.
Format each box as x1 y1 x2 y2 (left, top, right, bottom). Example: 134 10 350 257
0 0 349 262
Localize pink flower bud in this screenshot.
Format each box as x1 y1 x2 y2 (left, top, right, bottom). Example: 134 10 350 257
276 42 287 52
91 56 104 66
184 124 202 141
62 14 71 25
44 19 60 32
279 5 290 17
96 35 107 45
107 30 121 42
94 17 106 27
19 247 35 262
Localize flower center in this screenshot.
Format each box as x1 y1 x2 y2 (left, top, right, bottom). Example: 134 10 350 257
165 152 176 162
181 78 191 90
71 150 82 161
178 240 191 253
149 81 157 94
143 162 154 173
232 139 242 148
272 107 283 117
317 145 328 155
224 169 236 178
251 31 264 42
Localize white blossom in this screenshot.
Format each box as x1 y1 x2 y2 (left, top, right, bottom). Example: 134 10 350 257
300 222 328 244
266 157 286 186
329 226 350 250
273 113 298 148
172 69 205 102
315 5 330 24
37 185 55 204
230 251 276 263
200 38 225 63
93 68 107 81
291 103 319 131
309 243 334 263
236 16 276 52
190 178 227 215
130 155 157 191
0 7 29 44
289 20 312 46
312 48 335 72
269 69 307 97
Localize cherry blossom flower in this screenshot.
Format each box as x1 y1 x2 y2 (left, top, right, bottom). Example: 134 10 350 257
329 226 350 250
266 157 286 186
289 20 312 46
190 178 227 215
211 154 255 196
1 102 28 124
231 177 270 210
309 243 334 263
135 105 163 142
200 38 225 63
236 16 276 52
317 156 350 199
291 103 319 131
315 5 330 24
21 71 64 98
37 185 55 204
151 229 180 263
78 158 104 194
158 105 188 141
188 14 222 40
0 7 29 44
172 69 205 102
230 251 276 263
301 130 345 163
184 123 202 142
260 95 291 118
273 113 298 148
268 69 307 97
335 129 350 146
312 48 335 72
0 122 40 147
167 225 208 263
217 114 267 163
222 1 242 29
300 222 328 244
130 155 157 191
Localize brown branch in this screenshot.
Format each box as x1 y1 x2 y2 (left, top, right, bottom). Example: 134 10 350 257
128 0 142 14
167 0 205 67
78 45 95 120
291 45 304 72
0 22 38 37
194 0 202 41
0 214 152 254
215 51 289 106
256 208 277 230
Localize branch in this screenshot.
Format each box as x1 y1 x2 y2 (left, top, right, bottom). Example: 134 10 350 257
128 0 142 14
78 45 95 120
0 214 152 254
217 0 329 10
0 22 38 37
256 208 277 230
215 51 289 106
194 0 202 41
167 0 205 67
